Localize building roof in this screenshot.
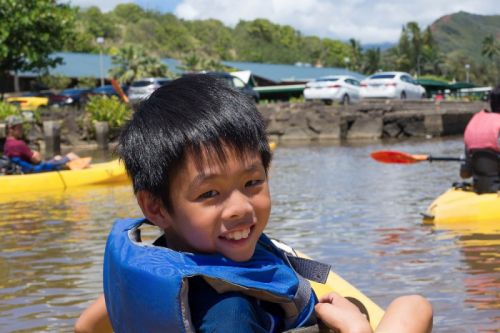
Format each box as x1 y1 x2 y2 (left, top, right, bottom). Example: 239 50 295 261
17 52 364 84
17 52 182 78
222 60 365 83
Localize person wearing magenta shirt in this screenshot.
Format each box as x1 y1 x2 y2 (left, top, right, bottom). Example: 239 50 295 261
460 85 500 193
3 115 80 173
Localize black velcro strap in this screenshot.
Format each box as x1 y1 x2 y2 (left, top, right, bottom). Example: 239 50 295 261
286 256 331 284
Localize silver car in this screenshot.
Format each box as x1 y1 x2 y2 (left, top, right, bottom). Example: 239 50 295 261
303 75 361 105
360 72 426 100
128 77 171 103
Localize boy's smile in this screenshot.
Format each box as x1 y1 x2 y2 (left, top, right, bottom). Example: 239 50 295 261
162 146 271 262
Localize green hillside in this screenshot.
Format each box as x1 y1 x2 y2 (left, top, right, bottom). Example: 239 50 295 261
431 11 500 61
62 5 499 84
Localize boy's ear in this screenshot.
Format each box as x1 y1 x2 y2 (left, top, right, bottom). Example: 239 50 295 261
136 191 172 229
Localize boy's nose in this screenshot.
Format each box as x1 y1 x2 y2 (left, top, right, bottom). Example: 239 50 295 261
222 190 253 220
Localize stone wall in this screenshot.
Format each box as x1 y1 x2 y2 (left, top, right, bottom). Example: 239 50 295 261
0 100 489 150
259 100 488 142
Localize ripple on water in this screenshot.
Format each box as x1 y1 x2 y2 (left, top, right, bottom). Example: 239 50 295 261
0 139 499 332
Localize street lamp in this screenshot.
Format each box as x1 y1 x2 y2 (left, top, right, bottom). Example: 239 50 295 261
96 37 105 87
465 64 470 83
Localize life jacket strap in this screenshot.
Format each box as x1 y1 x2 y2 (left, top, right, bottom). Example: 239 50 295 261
286 256 331 284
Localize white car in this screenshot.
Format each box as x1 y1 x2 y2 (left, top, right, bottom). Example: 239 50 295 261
360 72 426 100
303 75 361 105
127 77 171 103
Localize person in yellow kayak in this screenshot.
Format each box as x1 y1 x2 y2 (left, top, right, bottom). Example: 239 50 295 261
3 115 89 172
75 75 432 333
460 84 500 193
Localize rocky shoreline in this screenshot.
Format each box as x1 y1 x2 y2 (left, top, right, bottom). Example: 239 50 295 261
1 100 487 154
259 100 487 142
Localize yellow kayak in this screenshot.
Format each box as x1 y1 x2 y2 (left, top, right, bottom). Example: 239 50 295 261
293 248 384 330
423 187 500 232
307 262 384 329
0 159 128 195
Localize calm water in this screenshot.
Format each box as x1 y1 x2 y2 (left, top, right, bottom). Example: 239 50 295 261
1 137 498 332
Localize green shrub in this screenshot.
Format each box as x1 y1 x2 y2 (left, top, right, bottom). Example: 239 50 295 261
0 100 20 121
40 74 71 90
78 77 97 88
85 95 130 128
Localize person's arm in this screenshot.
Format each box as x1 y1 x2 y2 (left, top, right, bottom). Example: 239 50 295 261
74 294 112 333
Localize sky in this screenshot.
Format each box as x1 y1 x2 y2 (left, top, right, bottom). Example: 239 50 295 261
68 0 500 44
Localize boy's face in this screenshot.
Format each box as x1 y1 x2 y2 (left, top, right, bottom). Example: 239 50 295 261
164 146 271 262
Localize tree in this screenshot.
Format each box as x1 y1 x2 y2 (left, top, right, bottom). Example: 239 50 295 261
40 74 71 90
78 77 97 88
348 39 363 72
0 0 75 93
482 35 500 84
396 26 412 71
363 48 381 74
109 45 171 84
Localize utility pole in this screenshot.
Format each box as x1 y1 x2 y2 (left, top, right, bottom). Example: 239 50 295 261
97 37 105 87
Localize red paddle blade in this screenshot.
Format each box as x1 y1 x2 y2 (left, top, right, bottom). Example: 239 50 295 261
370 151 429 164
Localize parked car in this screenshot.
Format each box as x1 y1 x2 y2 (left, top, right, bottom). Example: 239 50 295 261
128 77 171 104
81 84 128 104
6 91 53 111
303 75 361 105
48 88 92 108
204 72 260 102
360 72 426 100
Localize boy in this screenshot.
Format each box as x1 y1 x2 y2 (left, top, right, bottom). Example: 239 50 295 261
76 74 432 333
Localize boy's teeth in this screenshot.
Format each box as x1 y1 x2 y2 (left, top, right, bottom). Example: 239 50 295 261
224 228 250 240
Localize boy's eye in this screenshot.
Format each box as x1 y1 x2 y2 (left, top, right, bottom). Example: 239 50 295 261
245 179 264 187
197 190 219 200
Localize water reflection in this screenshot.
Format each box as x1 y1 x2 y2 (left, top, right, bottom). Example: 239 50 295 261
0 185 139 332
0 138 498 332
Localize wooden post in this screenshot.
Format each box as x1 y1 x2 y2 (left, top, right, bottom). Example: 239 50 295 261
94 121 109 150
43 120 61 157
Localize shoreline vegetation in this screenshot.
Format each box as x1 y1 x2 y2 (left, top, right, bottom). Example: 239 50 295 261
63 7 499 86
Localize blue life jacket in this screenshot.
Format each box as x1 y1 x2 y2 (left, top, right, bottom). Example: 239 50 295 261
10 156 61 173
103 218 320 333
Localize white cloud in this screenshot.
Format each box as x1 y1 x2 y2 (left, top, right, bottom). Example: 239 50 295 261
174 0 500 43
68 0 500 43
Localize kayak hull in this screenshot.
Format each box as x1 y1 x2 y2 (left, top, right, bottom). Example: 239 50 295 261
298 251 384 330
424 187 500 232
0 159 128 195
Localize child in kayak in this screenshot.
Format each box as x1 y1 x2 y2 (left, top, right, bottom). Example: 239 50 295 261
460 84 500 193
75 74 432 333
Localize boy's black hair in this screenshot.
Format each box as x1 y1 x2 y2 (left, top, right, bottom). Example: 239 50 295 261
118 74 271 213
490 84 500 113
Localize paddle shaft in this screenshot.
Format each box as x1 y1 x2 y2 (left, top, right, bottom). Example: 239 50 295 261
427 156 464 162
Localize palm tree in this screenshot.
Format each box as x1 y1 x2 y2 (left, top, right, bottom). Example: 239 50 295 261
363 48 381 74
109 45 171 84
348 38 363 72
482 35 500 59
482 35 500 84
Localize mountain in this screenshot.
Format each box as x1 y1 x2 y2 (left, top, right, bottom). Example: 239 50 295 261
362 42 395 51
430 11 500 62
